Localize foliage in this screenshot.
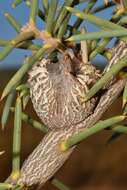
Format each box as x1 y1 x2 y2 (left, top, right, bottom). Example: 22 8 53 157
1 0 127 189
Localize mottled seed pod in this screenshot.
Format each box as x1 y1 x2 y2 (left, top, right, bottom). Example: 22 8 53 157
28 53 100 130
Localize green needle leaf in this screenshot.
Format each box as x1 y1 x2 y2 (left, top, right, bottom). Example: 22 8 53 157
1 45 48 100
123 104 127 115
123 82 127 107
112 125 127 133
123 0 127 9
0 39 41 51
20 89 29 98
0 31 35 61
1 91 15 130
51 178 71 190
26 0 45 21
90 38 110 60
73 0 96 31
22 94 30 109
84 54 127 102
12 96 22 179
91 2 115 14
61 115 126 151
67 29 127 42
80 27 88 64
0 183 12 190
54 0 74 33
66 6 125 31
57 14 71 39
16 83 30 91
46 0 58 34
10 107 48 133
42 0 49 14
106 124 127 145
12 0 23 8
29 0 39 25
4 13 21 33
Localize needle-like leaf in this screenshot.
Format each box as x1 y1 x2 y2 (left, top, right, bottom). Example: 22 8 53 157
1 91 15 129
123 82 127 107
12 96 22 180
84 54 127 101
60 116 126 151
4 13 21 33
1 45 49 100
12 0 23 8
67 29 127 42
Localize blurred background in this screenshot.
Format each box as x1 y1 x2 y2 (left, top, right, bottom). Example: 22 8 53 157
1 1 127 190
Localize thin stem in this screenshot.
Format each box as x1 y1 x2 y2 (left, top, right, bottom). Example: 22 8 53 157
0 183 12 190
123 0 127 8
0 39 41 51
46 0 58 34
16 83 29 91
123 82 127 107
84 54 127 101
1 45 50 100
22 94 30 109
123 104 127 115
12 0 23 8
57 14 71 39
91 2 115 14
0 31 35 61
4 13 21 33
12 97 22 180
26 0 45 21
112 125 127 133
67 29 127 42
73 0 96 31
89 8 124 60
10 107 48 133
1 91 15 130
66 7 126 31
54 0 74 34
29 0 39 25
51 178 72 190
80 27 88 63
89 38 110 60
19 89 29 98
60 116 125 151
42 0 49 15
